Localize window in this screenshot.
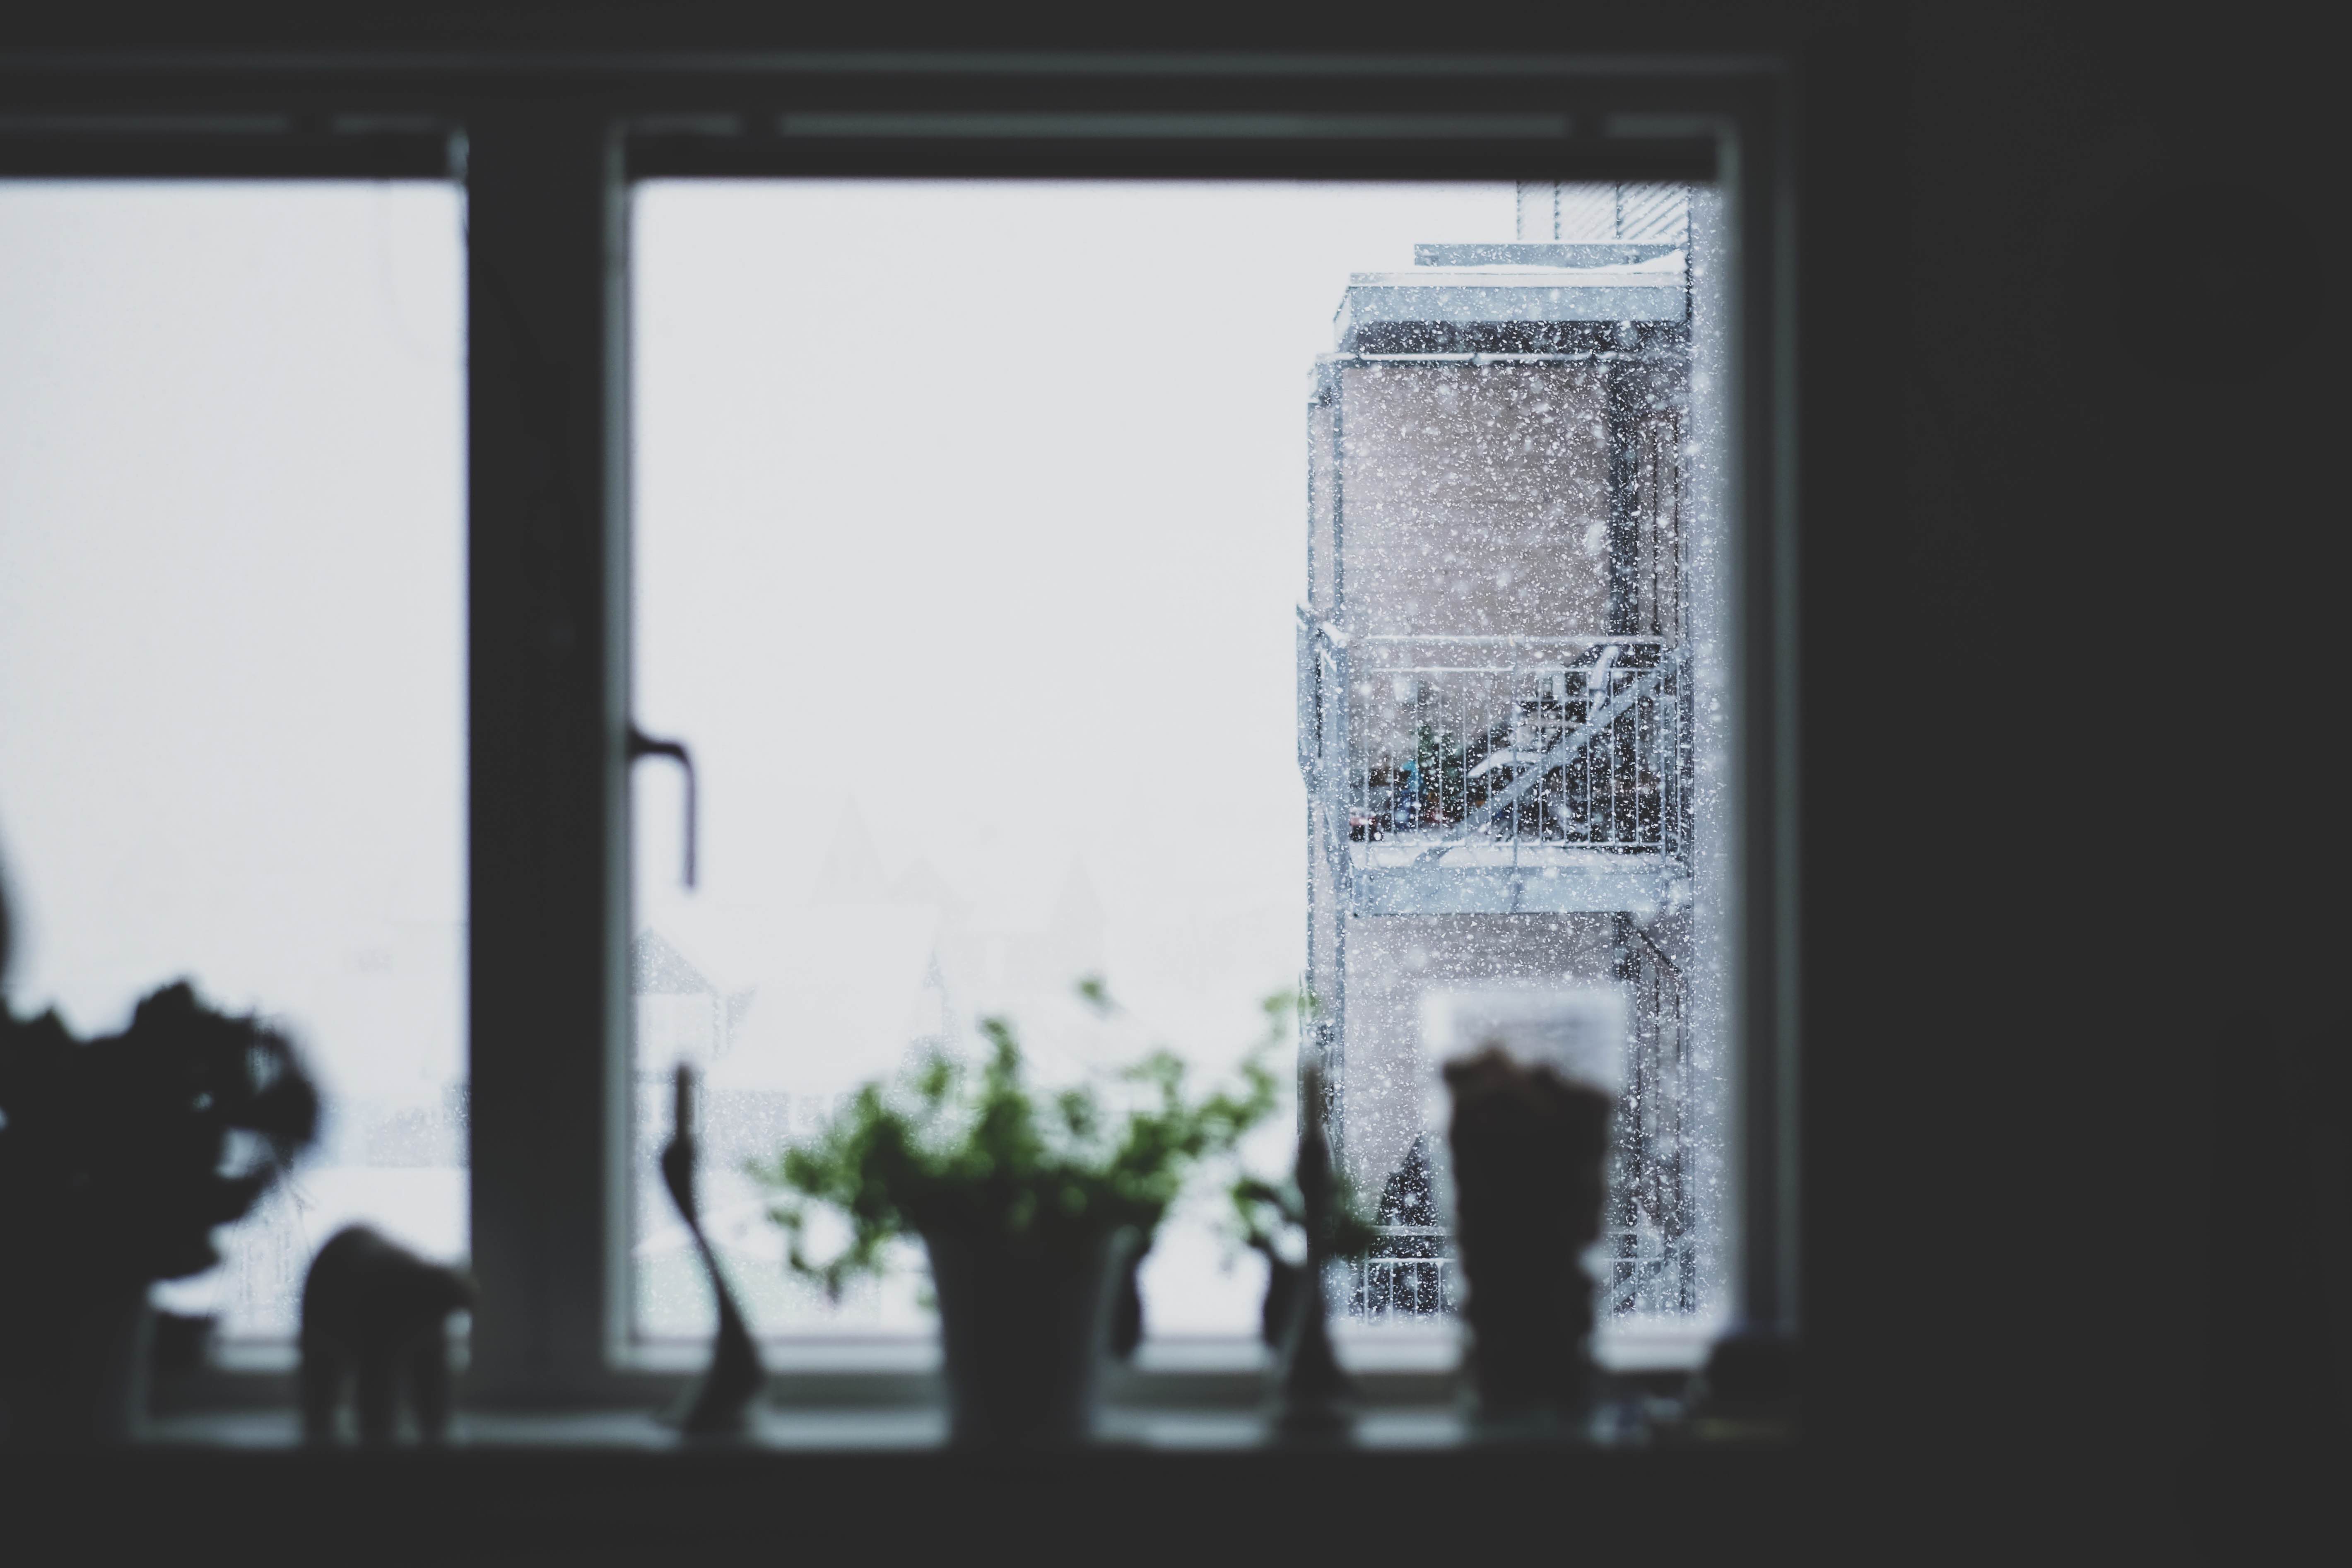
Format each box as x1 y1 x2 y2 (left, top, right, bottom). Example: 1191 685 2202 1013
0 62 1798 1408
628 176 1735 1363
629 179 1553 1346
0 181 468 1344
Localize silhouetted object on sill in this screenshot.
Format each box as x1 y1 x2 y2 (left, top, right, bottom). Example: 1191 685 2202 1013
1110 1240 1147 1361
1253 1242 1301 1351
1233 1179 1304 1350
0 872 318 1444
1234 1065 1380 1384
757 992 1283 1446
150 1310 216 1380
1273 1066 1356 1438
927 1224 1136 1447
299 1225 473 1445
660 1063 765 1436
1443 1045 1613 1428
1684 1325 1800 1442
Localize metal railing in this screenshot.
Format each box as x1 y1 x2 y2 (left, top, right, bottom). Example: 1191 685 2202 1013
1347 1226 1456 1322
1341 1226 1695 1323
1299 619 1689 865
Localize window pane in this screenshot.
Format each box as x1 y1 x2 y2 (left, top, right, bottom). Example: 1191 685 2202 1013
630 180 1730 1350
0 184 468 1343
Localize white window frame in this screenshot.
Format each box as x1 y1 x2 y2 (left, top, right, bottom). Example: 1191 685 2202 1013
0 50 1800 1417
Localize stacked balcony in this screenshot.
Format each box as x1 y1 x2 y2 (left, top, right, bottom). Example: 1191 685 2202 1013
1302 184 1717 1326
1299 618 1691 918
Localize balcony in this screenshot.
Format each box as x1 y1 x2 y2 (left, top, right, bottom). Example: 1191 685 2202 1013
1344 1226 1701 1324
1299 617 1693 917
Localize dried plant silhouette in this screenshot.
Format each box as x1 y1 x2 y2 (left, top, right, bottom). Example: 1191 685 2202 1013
0 870 318 1438
1 985 318 1288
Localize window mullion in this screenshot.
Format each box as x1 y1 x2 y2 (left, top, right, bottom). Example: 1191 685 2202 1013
465 108 633 1403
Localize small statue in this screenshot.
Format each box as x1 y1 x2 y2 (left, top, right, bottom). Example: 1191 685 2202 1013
660 1063 765 1435
1272 1065 1355 1438
299 1225 473 1444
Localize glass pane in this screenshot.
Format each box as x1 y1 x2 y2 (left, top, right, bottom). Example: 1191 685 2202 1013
0 184 468 1344
1314 183 1733 1346
630 179 1730 1352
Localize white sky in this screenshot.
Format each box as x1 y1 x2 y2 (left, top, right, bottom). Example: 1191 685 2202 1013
631 181 1517 1336
632 180 1515 1066
0 183 467 1098
0 178 1521 1337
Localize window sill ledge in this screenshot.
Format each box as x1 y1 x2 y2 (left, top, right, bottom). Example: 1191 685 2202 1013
157 1323 1720 1420
138 1402 1790 1452
7 1410 1800 1553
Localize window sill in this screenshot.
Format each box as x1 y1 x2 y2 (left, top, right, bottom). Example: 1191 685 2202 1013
162 1320 1718 1417
10 1409 1800 1556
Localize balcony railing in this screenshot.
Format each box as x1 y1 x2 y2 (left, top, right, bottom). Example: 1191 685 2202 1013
1299 617 1691 895
1340 1226 1698 1323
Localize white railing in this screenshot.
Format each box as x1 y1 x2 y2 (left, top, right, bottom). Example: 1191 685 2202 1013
1341 1226 1699 1324
1347 1227 1456 1323
1299 619 1689 865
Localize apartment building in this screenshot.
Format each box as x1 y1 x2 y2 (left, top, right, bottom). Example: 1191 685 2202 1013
1299 182 1723 1323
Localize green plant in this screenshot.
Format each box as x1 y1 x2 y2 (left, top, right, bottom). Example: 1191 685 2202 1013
760 983 1285 1301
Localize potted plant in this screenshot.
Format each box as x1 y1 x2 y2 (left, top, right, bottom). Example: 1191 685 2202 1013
759 984 1282 1445
0 965 319 1445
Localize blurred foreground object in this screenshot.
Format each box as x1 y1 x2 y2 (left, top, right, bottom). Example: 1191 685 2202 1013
1443 1046 1614 1430
1272 1065 1357 1438
760 983 1282 1445
659 1063 764 1436
1682 1325 1800 1443
0 912 318 1444
299 1225 473 1444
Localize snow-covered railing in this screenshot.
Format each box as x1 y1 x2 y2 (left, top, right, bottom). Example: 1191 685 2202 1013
1301 631 1689 863
1341 1226 1694 1323
1347 1226 1455 1322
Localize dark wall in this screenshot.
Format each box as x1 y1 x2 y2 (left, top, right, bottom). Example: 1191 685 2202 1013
1811 2 2342 1554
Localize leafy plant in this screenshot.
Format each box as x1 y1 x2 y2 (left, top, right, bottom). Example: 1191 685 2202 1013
0 980 320 1288
760 983 1285 1301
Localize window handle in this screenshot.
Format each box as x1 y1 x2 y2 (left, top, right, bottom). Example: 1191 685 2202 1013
627 724 697 890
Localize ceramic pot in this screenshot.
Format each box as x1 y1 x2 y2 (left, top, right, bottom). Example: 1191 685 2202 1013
0 1284 152 1446
923 1226 1136 1446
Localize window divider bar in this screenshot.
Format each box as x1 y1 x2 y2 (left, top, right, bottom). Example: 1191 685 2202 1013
464 108 634 1407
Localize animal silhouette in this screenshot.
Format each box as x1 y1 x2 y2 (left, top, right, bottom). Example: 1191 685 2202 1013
299 1225 473 1444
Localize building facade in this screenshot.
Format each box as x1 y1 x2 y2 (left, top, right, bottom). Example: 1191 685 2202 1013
1299 182 1723 1323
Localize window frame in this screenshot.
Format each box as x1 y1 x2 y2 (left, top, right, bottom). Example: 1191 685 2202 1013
0 50 1800 1416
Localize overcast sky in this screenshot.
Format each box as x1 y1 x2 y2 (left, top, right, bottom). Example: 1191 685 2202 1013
631 180 1516 1074
0 179 1520 1336
0 183 467 1103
